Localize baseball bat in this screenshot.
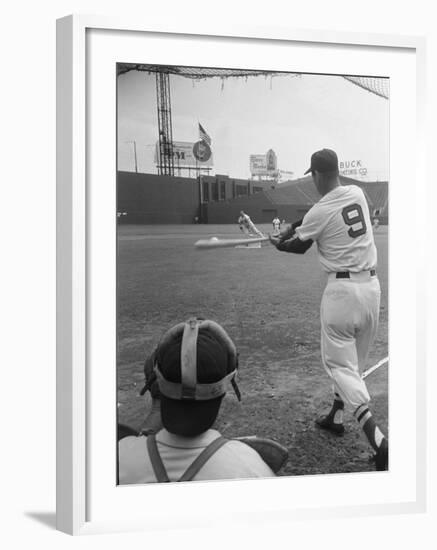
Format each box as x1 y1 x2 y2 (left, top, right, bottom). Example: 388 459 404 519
361 356 388 380
195 236 269 249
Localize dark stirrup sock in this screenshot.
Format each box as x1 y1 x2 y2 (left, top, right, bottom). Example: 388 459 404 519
354 404 385 452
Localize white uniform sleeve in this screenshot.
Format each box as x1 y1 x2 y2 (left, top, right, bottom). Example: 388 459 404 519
198 440 276 480
295 204 326 242
118 436 149 484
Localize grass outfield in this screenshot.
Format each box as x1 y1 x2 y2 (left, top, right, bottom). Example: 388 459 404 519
117 223 388 476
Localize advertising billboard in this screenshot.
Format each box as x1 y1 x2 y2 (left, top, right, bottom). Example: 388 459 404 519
250 149 278 176
155 141 214 167
339 159 368 178
250 154 268 175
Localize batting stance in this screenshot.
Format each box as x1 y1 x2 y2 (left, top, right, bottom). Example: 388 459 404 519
269 148 388 471
238 210 264 238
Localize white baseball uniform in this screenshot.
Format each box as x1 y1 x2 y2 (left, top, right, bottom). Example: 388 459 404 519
272 217 281 234
295 185 380 411
119 429 274 484
238 213 263 238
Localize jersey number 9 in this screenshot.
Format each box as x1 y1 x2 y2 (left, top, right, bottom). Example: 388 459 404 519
342 203 367 238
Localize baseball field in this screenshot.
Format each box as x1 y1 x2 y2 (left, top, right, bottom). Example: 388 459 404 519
117 223 388 476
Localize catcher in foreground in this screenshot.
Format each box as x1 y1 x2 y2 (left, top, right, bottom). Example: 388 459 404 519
118 318 287 483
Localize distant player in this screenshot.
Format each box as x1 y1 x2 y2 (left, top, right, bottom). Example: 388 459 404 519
238 210 264 238
272 216 281 235
269 148 388 471
372 217 380 231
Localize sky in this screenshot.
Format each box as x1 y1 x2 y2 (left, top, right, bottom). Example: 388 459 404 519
117 68 389 182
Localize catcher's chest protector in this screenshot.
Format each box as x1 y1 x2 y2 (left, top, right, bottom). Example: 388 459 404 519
146 435 228 482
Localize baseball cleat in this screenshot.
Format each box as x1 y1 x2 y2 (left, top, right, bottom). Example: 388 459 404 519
373 438 389 471
315 415 345 435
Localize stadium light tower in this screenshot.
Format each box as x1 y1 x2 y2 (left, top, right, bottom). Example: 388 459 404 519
155 72 175 176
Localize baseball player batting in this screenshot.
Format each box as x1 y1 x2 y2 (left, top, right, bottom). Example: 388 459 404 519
269 148 388 471
238 210 264 238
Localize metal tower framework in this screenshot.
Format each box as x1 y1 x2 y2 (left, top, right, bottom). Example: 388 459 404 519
155 72 175 176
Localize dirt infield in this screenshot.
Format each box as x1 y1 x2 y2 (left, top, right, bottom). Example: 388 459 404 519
117 223 388 476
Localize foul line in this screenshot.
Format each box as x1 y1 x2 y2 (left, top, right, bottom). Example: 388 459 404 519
362 356 389 380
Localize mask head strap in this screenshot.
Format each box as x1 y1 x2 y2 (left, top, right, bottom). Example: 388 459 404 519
155 318 241 401
180 318 200 399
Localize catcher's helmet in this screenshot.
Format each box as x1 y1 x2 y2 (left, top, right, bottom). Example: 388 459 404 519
153 318 240 436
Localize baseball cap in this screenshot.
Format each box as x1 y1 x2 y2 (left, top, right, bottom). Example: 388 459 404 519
154 318 240 437
304 148 339 175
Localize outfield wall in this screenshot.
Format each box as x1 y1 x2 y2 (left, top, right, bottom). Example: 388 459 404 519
205 193 310 225
117 171 200 223
117 171 388 225
117 171 275 224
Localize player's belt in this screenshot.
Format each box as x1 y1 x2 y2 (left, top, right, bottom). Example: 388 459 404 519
336 269 376 279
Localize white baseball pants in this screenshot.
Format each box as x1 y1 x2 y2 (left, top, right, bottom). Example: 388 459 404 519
320 272 381 411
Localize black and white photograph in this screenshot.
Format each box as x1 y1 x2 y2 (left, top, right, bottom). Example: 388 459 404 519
1 0 433 542
116 63 389 484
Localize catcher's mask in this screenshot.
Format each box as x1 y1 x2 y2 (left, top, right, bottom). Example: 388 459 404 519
154 318 240 436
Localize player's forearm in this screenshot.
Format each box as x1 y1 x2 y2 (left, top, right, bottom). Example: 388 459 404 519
276 237 313 254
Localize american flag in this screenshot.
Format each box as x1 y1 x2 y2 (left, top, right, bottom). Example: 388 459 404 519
198 123 212 146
